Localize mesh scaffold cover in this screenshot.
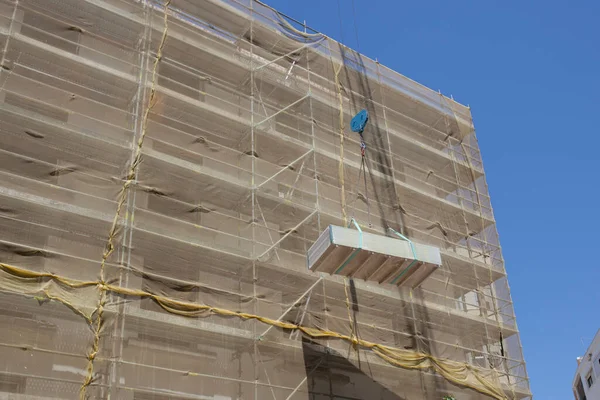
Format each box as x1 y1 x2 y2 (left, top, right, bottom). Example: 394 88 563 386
0 0 530 399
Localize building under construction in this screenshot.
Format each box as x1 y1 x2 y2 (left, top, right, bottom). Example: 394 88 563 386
0 0 531 399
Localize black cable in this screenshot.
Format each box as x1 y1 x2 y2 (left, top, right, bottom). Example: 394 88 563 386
351 0 361 53
336 0 345 44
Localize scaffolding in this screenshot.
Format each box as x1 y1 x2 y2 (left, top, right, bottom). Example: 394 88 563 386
0 0 531 399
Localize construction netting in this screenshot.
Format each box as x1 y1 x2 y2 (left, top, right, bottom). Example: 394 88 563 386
0 0 530 399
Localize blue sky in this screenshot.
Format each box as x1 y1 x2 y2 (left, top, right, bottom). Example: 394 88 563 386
266 0 600 398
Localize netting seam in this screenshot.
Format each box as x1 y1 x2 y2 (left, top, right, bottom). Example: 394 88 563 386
79 1 172 398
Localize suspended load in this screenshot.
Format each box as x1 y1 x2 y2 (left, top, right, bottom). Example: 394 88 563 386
307 220 442 288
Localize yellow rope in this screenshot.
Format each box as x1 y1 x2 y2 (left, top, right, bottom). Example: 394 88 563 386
0 262 508 399
343 278 357 351
79 1 172 398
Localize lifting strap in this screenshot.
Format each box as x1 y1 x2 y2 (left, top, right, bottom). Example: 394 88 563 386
355 134 372 227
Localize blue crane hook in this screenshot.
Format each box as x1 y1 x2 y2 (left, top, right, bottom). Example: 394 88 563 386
350 109 369 134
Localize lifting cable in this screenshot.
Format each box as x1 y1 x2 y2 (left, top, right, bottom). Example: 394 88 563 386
355 139 373 227
336 2 371 228
350 109 372 227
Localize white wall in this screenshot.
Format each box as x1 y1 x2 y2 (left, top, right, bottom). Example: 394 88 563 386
574 330 600 400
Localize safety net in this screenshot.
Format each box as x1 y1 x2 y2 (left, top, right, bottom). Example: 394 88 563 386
0 0 530 399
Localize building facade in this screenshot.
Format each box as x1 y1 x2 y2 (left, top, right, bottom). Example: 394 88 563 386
0 0 530 399
574 330 600 400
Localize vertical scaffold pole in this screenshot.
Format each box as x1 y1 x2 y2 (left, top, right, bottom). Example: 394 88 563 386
305 20 321 235
249 2 259 400
0 0 20 90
